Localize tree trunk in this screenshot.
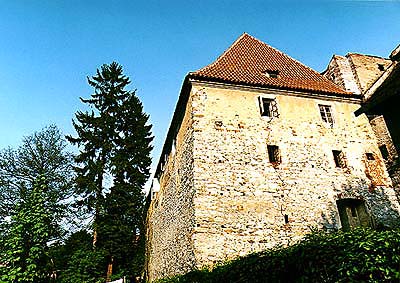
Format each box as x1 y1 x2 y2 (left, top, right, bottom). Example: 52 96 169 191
93 154 105 248
106 256 113 282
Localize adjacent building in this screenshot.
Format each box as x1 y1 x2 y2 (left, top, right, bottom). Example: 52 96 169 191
146 34 400 281
324 45 400 189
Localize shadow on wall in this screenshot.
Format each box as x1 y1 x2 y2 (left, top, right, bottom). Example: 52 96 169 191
319 183 400 232
367 186 400 229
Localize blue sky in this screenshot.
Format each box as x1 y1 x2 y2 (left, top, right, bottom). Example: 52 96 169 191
0 0 399 175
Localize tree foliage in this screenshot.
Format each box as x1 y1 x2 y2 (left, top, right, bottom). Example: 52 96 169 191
0 125 74 222
0 125 74 282
67 62 153 278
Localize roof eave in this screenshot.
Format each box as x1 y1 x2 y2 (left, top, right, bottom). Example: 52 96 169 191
154 75 192 179
188 74 356 98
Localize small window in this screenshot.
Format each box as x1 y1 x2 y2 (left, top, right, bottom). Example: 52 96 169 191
319 104 334 128
337 199 372 231
379 145 389 160
258 97 279 118
264 70 280 78
377 64 385 71
366 153 375 160
214 120 223 128
268 145 281 163
332 150 346 168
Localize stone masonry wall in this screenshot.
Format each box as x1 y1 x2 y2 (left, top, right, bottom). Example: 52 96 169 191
347 54 392 93
323 54 392 95
369 115 398 165
146 92 196 281
190 83 400 267
323 55 361 94
369 115 400 192
147 83 400 281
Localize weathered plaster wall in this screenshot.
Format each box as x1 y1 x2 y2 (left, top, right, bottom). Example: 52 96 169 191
190 83 400 266
146 91 196 281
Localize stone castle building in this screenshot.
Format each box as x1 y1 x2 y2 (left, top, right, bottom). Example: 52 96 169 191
146 33 400 281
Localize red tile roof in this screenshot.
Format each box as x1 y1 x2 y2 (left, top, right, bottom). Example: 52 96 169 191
189 33 350 95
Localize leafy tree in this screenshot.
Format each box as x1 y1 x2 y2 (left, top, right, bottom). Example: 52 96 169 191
0 176 53 282
0 125 74 223
0 125 74 282
67 62 153 278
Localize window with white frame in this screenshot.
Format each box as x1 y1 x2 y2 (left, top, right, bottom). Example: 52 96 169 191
319 104 334 128
258 97 279 118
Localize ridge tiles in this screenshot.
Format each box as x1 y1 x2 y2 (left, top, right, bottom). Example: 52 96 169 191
190 33 350 95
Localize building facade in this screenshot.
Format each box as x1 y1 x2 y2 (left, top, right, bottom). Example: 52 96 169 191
146 34 400 281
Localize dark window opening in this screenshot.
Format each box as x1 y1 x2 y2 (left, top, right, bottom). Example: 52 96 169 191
284 214 289 224
379 145 389 160
319 104 334 128
330 73 335 81
350 206 357 217
333 150 346 168
214 120 223 127
268 145 281 163
377 64 385 71
265 70 280 78
260 98 272 117
337 199 372 231
366 153 375 160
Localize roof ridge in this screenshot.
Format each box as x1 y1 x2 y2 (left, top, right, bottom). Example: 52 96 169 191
190 33 249 74
346 52 390 60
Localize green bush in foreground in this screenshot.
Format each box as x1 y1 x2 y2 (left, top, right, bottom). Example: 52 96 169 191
155 228 400 283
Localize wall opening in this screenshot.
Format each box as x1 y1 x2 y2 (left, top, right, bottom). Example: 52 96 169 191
366 152 375 160
379 145 389 160
268 145 281 163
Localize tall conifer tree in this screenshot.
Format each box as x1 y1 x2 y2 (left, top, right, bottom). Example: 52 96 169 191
67 62 153 278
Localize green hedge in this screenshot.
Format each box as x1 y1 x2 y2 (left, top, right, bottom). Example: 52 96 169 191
155 228 400 283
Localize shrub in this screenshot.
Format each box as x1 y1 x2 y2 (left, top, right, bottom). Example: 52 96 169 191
154 228 400 283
